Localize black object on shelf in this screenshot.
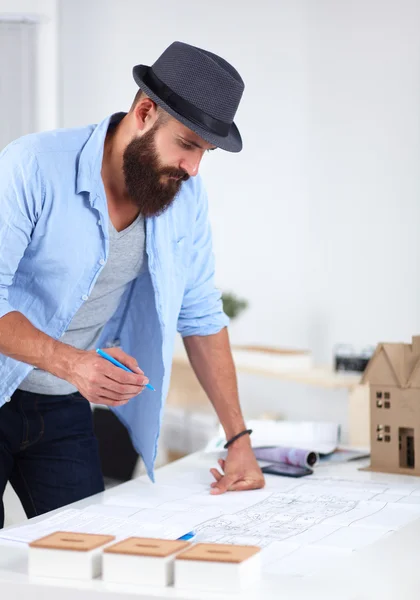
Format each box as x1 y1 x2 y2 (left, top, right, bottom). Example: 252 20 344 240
92 408 139 482
334 355 371 373
333 344 375 373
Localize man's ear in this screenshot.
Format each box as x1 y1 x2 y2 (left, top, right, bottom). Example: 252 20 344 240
133 97 158 131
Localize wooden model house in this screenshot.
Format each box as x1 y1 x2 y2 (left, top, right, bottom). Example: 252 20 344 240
361 335 420 475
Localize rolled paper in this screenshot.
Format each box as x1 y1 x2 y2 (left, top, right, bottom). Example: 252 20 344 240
253 446 318 468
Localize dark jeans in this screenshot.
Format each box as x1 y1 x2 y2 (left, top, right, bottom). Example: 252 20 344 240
0 389 104 528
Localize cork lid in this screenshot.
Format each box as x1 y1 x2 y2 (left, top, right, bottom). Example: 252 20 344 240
175 543 260 564
104 537 191 558
29 531 115 552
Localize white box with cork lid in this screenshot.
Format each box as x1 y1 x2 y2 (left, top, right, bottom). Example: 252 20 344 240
103 537 191 587
28 531 115 580
174 542 261 592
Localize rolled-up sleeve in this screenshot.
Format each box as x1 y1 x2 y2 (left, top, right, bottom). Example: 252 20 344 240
177 184 229 337
0 142 42 319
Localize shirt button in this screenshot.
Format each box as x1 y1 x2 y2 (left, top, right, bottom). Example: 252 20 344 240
82 294 89 301
4 396 11 402
97 220 101 226
99 259 106 266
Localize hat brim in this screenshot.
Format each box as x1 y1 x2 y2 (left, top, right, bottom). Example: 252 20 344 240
133 65 242 153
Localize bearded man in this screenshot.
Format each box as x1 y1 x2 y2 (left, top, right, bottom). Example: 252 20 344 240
0 41 264 528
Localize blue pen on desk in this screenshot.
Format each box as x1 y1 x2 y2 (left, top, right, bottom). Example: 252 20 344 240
177 531 196 541
96 348 155 391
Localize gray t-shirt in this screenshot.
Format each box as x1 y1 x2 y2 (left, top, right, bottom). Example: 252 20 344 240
19 214 146 395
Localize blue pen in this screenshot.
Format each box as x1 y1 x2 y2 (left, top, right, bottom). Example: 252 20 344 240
96 348 155 391
177 531 196 541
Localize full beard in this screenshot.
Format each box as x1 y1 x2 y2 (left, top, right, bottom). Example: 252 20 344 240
123 126 189 217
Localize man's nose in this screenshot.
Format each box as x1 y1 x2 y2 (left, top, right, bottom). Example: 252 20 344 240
180 154 202 177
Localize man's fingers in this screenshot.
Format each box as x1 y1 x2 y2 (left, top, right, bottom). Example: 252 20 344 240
210 475 237 495
103 380 145 396
211 478 264 494
105 367 148 387
93 396 130 407
227 479 262 492
210 468 222 482
94 359 142 384
96 353 147 387
85 376 143 400
106 347 144 374
100 372 147 394
98 389 141 402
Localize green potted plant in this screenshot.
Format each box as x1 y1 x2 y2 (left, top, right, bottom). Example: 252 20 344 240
221 292 248 320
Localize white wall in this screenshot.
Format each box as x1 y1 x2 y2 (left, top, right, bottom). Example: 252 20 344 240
57 0 420 435
0 0 58 131
303 0 420 361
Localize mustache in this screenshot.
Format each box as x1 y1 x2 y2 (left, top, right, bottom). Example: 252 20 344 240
159 167 190 181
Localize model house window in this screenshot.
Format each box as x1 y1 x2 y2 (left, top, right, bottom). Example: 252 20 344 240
376 424 391 442
376 391 391 408
0 19 37 150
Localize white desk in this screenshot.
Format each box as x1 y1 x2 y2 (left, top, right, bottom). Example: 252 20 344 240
1 452 420 600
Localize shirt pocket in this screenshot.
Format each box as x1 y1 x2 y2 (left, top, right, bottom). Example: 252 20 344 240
173 236 191 270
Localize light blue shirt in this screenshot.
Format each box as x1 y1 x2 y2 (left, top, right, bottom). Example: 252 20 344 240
0 113 228 480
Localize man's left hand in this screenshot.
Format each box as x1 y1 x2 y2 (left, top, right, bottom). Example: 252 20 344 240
209 441 265 494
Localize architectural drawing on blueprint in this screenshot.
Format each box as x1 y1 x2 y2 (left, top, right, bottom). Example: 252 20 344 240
3 475 420 577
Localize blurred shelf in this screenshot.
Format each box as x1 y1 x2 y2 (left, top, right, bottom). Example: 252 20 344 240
170 346 368 447
172 352 362 390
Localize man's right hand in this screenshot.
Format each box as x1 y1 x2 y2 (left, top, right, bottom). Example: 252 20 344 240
66 347 148 407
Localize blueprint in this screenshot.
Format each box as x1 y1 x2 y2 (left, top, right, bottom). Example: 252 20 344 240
193 492 360 547
2 474 420 577
190 476 420 574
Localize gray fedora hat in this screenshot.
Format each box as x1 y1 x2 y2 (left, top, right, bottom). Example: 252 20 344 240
132 41 244 152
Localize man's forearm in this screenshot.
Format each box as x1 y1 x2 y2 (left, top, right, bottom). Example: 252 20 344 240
0 311 78 379
183 328 247 440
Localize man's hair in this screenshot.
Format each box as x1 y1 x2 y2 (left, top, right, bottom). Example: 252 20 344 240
130 89 170 125
131 88 144 110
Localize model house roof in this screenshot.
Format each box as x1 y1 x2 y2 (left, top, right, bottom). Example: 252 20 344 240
362 336 420 389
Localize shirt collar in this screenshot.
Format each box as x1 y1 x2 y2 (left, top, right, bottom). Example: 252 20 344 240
76 112 126 197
